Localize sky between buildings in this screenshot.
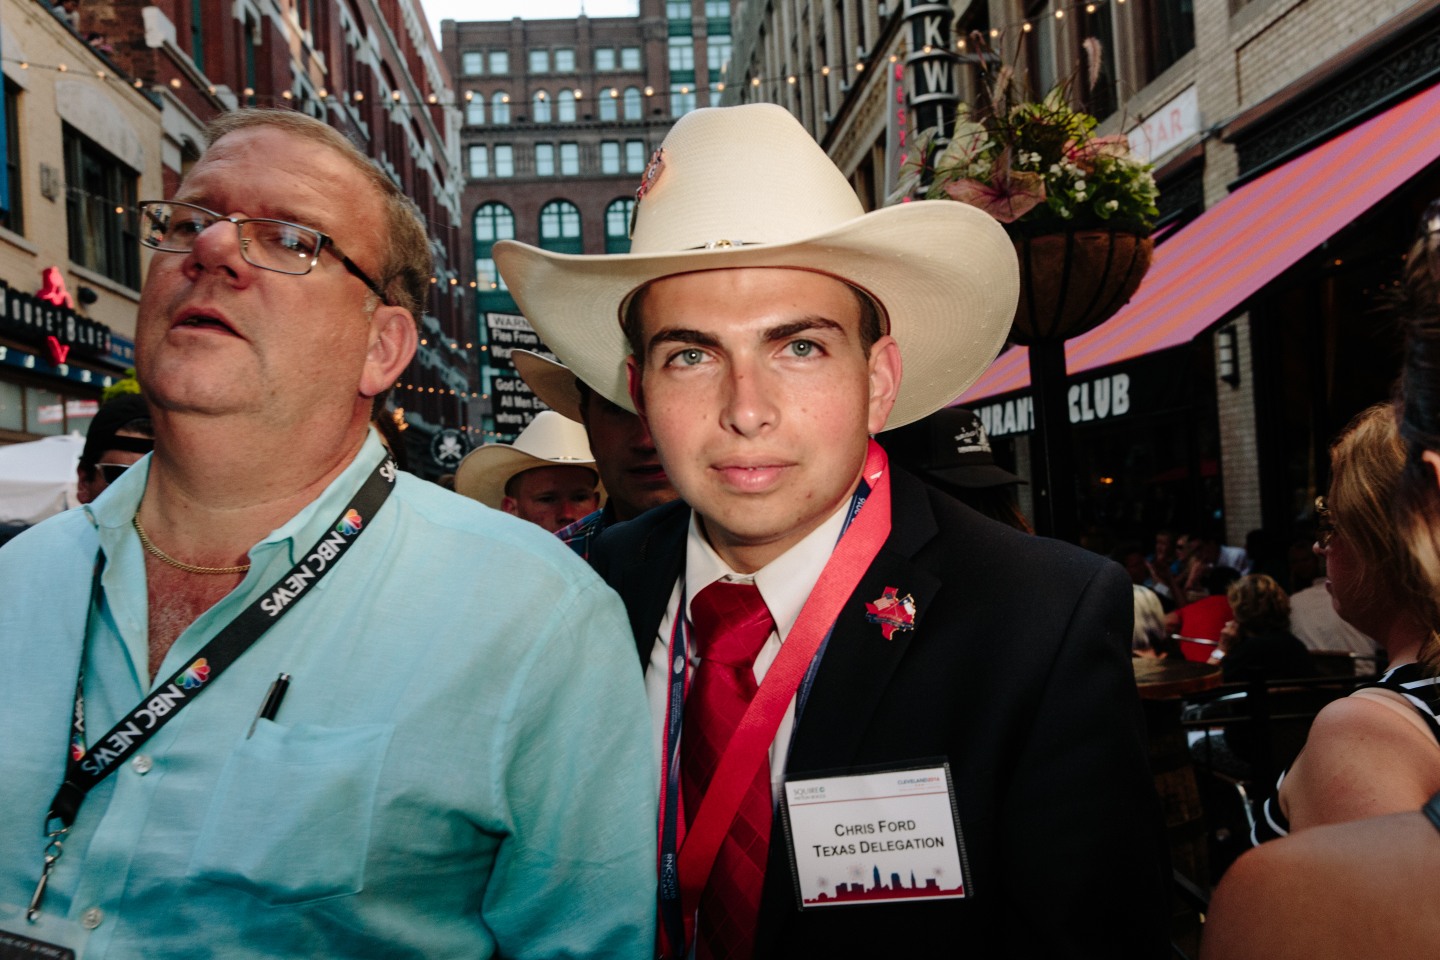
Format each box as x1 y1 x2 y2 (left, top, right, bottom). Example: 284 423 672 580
424 0 642 48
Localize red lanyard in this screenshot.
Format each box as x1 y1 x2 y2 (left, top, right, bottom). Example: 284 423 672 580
657 440 892 954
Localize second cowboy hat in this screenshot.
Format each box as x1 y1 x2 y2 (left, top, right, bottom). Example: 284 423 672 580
492 102 1020 430
454 410 599 508
512 350 584 423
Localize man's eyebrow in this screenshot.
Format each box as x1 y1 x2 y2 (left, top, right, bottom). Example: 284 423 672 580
763 317 848 342
645 327 721 358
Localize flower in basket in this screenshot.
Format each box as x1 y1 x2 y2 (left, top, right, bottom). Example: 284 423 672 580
893 65 1159 232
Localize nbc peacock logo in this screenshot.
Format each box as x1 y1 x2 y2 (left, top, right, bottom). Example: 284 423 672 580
336 509 363 536
179 658 211 690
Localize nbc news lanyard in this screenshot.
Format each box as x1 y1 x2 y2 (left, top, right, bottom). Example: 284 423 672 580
656 441 893 958
26 458 396 923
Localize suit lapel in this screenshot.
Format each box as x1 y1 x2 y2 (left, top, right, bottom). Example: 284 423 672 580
622 503 687 669
785 469 943 773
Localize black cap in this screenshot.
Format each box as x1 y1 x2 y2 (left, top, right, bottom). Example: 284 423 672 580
81 395 153 467
878 406 1024 489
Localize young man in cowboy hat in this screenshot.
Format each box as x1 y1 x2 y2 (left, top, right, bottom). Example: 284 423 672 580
512 349 678 556
496 103 1168 958
455 409 602 532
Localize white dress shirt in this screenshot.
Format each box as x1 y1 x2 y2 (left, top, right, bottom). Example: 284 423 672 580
647 502 852 802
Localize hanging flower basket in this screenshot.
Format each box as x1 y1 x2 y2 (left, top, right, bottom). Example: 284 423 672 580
1007 223 1153 346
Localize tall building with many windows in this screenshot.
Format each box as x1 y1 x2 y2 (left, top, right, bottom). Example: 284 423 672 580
443 0 734 441
726 0 1440 557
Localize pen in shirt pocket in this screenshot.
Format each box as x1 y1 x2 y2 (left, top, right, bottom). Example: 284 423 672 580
247 673 290 738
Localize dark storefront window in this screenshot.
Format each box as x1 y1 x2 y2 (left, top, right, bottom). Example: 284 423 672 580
63 125 140 289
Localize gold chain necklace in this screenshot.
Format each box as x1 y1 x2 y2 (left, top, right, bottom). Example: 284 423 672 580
132 514 251 576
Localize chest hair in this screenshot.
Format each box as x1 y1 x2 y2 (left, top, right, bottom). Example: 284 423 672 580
144 560 242 682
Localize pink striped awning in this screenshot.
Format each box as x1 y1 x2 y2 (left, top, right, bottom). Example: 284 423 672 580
959 79 1440 403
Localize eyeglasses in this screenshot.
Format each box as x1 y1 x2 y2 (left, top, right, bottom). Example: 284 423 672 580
97 463 130 484
138 201 389 304
1315 495 1337 549
1418 198 1440 281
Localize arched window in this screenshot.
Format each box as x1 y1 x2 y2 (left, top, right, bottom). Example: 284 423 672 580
598 87 619 121
531 90 552 123
465 94 484 126
557 89 577 122
604 198 634 254
622 87 643 120
474 203 515 293
491 91 511 124
538 200 582 255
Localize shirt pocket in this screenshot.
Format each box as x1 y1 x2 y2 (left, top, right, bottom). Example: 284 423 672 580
187 721 394 905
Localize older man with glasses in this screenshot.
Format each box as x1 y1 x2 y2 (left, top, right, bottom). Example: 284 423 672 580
0 109 655 959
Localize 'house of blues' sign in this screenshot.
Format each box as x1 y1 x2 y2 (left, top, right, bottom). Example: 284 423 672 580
0 276 113 360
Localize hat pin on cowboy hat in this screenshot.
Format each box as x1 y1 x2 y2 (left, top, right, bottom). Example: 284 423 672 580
492 102 1020 430
454 410 600 509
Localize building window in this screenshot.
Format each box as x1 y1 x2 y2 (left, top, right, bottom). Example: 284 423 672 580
1143 0 1196 80
539 200 582 254
2 81 23 235
666 1 690 20
465 95 484 125
705 1 730 16
625 140 646 174
468 145 489 178
605 198 633 253
557 89 577 122
462 51 484 75
532 90 552 123
1080 7 1119 120
555 48 576 72
623 87 643 120
190 0 205 71
599 87 619 121
494 144 515 177
491 92 511 124
489 50 510 74
596 47 617 71
707 36 731 75
601 141 621 175
669 36 695 71
559 142 580 176
1023 0 1057 96
529 49 550 74
535 143 556 176
670 84 696 117
474 202 515 293
621 46 642 70
63 125 139 289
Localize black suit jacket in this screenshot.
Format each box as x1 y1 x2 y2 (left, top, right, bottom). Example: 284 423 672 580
591 468 1171 958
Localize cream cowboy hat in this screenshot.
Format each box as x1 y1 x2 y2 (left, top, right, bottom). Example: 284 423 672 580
454 410 599 508
492 102 1020 429
512 350 584 423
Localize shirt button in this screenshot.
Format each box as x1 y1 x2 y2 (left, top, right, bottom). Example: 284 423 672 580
131 755 153 775
81 907 104 929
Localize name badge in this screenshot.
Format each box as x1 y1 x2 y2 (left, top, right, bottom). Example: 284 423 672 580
780 763 970 909
0 903 86 960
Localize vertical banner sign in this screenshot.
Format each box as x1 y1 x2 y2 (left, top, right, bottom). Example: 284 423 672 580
904 1 959 157
884 63 908 201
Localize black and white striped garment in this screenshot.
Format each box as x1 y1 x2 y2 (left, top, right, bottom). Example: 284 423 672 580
1252 662 1440 845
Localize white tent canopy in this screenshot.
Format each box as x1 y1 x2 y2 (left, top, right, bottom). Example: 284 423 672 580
0 433 83 525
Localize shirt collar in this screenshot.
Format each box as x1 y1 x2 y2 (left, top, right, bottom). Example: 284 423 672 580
683 500 852 641
87 430 389 568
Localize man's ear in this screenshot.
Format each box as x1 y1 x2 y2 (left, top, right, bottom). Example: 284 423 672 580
361 306 419 399
865 335 903 435
1424 450 1440 493
625 355 648 426
500 496 520 517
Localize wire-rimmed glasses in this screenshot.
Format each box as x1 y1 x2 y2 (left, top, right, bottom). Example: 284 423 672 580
1315 495 1336 550
138 200 389 304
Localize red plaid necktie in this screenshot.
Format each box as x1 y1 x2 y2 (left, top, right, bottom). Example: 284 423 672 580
682 580 776 960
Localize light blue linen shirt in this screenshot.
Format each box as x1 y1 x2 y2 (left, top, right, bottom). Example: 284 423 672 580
0 431 656 959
